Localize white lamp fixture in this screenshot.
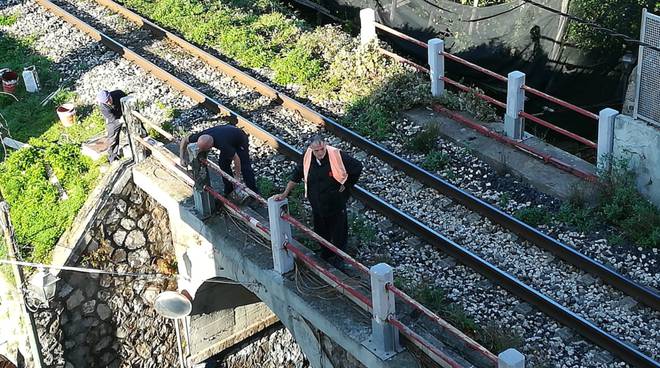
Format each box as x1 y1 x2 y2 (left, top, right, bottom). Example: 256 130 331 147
29 268 59 304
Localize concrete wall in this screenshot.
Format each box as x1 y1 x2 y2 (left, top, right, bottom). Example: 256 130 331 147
613 115 660 207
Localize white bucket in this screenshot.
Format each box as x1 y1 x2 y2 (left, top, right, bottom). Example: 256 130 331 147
22 66 40 93
56 103 77 127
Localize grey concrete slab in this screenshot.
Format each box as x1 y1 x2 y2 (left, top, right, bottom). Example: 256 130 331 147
405 108 597 201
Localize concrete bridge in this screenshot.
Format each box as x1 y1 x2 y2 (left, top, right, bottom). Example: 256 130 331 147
122 102 524 368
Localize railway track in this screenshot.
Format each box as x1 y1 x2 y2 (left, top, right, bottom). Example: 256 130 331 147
26 0 660 366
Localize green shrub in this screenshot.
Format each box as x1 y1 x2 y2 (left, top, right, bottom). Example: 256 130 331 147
406 125 439 153
349 215 377 245
345 98 393 140
598 165 660 247
556 203 596 232
515 206 552 227
0 141 98 263
421 151 449 172
0 13 18 26
272 46 322 85
256 177 277 198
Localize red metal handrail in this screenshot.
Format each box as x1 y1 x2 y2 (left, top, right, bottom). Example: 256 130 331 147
519 111 597 148
374 22 429 49
522 85 598 121
387 317 465 368
378 48 429 73
443 52 509 83
442 77 507 109
372 21 600 145
138 135 499 364
282 213 370 275
387 283 498 365
284 241 373 307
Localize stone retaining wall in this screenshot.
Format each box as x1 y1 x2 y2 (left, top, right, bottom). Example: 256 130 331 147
32 180 179 367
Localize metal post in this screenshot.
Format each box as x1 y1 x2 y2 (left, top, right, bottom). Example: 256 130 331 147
428 39 445 97
597 108 619 172
504 71 526 140
367 263 399 358
498 348 525 368
188 144 214 219
360 8 377 45
0 201 44 368
120 96 147 163
267 196 294 274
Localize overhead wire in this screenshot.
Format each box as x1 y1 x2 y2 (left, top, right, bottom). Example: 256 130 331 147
522 0 660 53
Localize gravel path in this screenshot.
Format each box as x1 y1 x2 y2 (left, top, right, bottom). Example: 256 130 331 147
2 0 658 367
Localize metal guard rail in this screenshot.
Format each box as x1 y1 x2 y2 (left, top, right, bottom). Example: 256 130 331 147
134 117 496 366
373 21 600 146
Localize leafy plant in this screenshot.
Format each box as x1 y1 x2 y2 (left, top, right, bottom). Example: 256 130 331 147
0 13 18 26
421 150 449 171
349 215 377 245
566 0 654 57
515 206 552 227
272 45 322 85
406 125 439 153
256 177 277 198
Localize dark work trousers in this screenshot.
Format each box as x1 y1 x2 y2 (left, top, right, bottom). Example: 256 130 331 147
313 208 348 260
218 146 257 195
106 118 123 163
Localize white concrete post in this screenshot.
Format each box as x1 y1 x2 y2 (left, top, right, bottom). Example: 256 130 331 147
369 263 399 356
428 38 445 97
498 348 525 368
360 8 377 45
268 196 294 274
597 108 619 172
504 71 526 140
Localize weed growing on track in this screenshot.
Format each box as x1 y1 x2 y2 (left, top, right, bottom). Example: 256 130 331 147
395 278 522 355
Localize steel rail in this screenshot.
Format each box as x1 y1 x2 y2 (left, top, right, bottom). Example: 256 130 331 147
76 0 660 314
38 3 660 366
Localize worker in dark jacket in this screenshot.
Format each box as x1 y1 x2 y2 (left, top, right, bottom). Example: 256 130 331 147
179 124 257 196
97 89 127 163
276 135 363 264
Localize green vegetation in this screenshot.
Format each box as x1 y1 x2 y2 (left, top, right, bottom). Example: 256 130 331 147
567 0 655 57
406 125 440 153
421 150 450 172
0 13 18 26
548 160 659 247
515 206 552 227
0 34 102 266
256 177 277 198
349 215 377 245
434 89 498 122
395 278 522 354
0 141 99 263
118 0 431 141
